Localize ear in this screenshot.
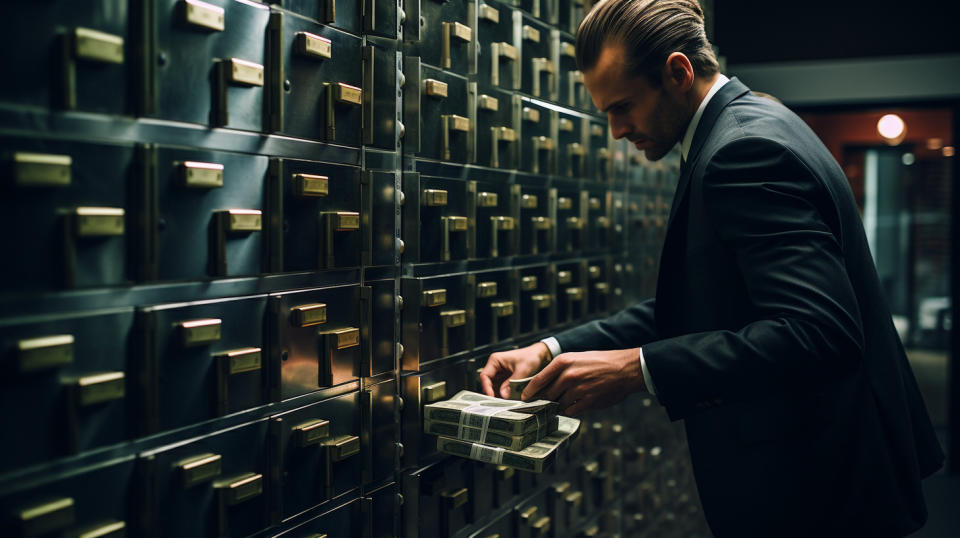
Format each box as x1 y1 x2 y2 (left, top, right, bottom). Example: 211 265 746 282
663 52 694 92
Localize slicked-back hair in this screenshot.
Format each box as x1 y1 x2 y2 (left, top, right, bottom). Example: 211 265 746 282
576 0 719 87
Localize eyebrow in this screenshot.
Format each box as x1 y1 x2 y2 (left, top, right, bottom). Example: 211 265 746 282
601 98 629 113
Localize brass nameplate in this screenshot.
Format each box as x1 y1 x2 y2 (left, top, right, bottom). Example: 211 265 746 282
443 216 468 231
178 453 223 487
76 520 126 538
479 4 500 23
332 82 363 105
532 517 551 533
596 216 611 229
422 188 448 207
292 303 327 327
492 216 514 230
450 21 472 41
588 265 601 279
520 506 539 523
325 327 360 349
522 25 540 43
293 173 329 197
179 318 222 346
566 287 584 301
293 418 330 447
445 114 470 132
181 161 224 188
497 127 517 142
566 216 584 229
522 107 540 123
591 124 605 137
557 197 573 210
18 497 75 536
521 194 538 209
422 381 447 403
74 207 124 237
491 301 514 317
589 197 602 210
184 0 225 31
568 143 586 156
565 490 584 508
531 294 551 308
424 79 449 98
561 42 576 58
531 216 551 230
443 487 469 509
477 191 498 207
478 94 499 111
556 270 572 284
520 276 538 291
326 211 360 231
422 289 447 307
558 119 574 132
440 309 467 328
18 334 74 373
595 282 611 294
216 347 262 374
477 281 498 298
227 58 264 86
74 27 124 64
324 435 360 461
215 473 263 506
74 372 125 406
295 31 332 60
14 152 72 187
220 209 262 232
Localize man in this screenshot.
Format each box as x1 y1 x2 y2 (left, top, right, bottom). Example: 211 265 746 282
479 0 944 535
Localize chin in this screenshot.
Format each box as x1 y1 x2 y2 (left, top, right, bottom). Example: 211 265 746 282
643 145 672 161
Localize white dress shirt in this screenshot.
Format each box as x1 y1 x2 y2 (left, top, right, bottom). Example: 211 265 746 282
541 74 730 396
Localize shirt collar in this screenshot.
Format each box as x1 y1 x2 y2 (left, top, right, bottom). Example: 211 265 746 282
680 73 729 161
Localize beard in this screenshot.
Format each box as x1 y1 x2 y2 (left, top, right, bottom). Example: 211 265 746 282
639 89 687 161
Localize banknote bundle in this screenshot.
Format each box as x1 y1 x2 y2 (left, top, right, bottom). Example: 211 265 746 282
423 390 559 436
424 415 560 451
436 415 581 473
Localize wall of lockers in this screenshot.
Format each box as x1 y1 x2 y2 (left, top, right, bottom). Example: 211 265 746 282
0 0 710 536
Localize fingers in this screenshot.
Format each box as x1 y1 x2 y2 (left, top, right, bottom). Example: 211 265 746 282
522 353 569 401
478 356 500 397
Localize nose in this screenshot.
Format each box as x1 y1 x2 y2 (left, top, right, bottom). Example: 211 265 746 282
608 114 630 140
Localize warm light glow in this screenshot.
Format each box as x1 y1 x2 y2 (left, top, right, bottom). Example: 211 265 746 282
927 138 944 151
877 114 906 141
944 146 955 158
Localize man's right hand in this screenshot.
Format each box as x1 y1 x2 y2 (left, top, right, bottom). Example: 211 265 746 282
479 342 552 399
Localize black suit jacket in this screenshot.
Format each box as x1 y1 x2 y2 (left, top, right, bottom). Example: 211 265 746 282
555 78 943 537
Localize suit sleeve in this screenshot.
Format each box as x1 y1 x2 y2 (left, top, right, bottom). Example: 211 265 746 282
642 137 865 418
553 298 658 352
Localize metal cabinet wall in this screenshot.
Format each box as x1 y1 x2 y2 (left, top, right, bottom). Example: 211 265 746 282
0 0 708 537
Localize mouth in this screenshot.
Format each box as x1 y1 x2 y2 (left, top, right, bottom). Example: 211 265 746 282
631 138 649 150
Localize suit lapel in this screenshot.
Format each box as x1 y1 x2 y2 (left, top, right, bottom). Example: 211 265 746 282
666 78 751 226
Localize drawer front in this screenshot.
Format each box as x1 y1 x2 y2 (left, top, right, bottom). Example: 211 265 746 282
0 136 135 290
137 295 267 434
270 159 363 271
0 458 134 538
272 11 363 146
0 1 129 114
418 66 472 163
557 111 586 178
417 0 472 75
554 260 587 326
0 309 133 473
153 147 267 281
476 1 519 91
517 263 556 335
474 86 520 170
271 391 361 520
473 181 520 259
400 360 469 466
402 458 473 538
517 184 555 256
554 186 586 253
401 274 475 370
153 0 270 131
518 15 553 100
273 0 362 36
142 420 270 538
402 175 475 263
519 100 553 175
269 285 364 400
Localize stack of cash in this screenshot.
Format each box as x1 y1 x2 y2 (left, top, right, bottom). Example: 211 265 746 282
424 390 558 436
424 414 560 450
437 415 581 473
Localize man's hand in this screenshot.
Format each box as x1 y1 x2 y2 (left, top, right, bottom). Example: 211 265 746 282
522 348 646 416
480 343 552 399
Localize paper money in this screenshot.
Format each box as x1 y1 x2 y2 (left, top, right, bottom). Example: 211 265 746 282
423 390 558 436
424 415 559 451
436 416 581 473
508 375 535 400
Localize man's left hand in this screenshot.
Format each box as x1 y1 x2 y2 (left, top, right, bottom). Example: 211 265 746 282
521 348 646 416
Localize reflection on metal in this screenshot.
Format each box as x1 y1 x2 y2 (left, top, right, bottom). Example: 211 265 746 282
74 27 124 64
13 152 71 187
184 0 225 32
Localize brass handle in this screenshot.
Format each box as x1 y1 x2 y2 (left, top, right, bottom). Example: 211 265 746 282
322 211 360 231
531 294 552 309
441 115 471 160
556 270 573 284
17 497 75 537
491 301 514 317
293 419 331 448
566 287 585 301
73 27 124 64
214 473 263 506
74 207 124 237
422 381 447 403
330 82 363 105
477 191 499 207
324 435 361 461
520 276 538 291
293 173 329 197
441 309 467 328
531 216 551 230
479 4 500 23
217 209 262 233
478 94 498 111
178 453 223 487
13 152 71 187
531 57 555 98
17 334 74 373
422 188 449 207
520 194 538 209
184 0 225 32
215 347 262 375
522 107 540 123
291 304 327 327
442 487 469 509
477 281 498 298
225 58 264 86
180 161 224 188
422 289 448 307
588 265 601 279
424 79 449 98
442 21 472 69
522 25 540 43
441 216 468 261
295 31 332 60
557 197 573 210
179 318 222 347
72 372 125 406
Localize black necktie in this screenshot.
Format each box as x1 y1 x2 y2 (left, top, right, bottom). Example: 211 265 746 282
680 155 687 177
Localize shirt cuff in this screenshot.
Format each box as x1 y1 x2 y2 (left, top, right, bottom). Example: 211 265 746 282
639 347 657 396
540 337 562 360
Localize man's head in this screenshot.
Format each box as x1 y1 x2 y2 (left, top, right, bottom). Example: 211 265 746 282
576 0 719 160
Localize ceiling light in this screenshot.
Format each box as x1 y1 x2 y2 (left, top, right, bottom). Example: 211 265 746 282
877 114 906 144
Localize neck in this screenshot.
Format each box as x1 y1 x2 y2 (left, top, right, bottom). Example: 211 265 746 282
687 72 720 118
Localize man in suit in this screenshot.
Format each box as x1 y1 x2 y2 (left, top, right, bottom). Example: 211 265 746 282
479 0 943 535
